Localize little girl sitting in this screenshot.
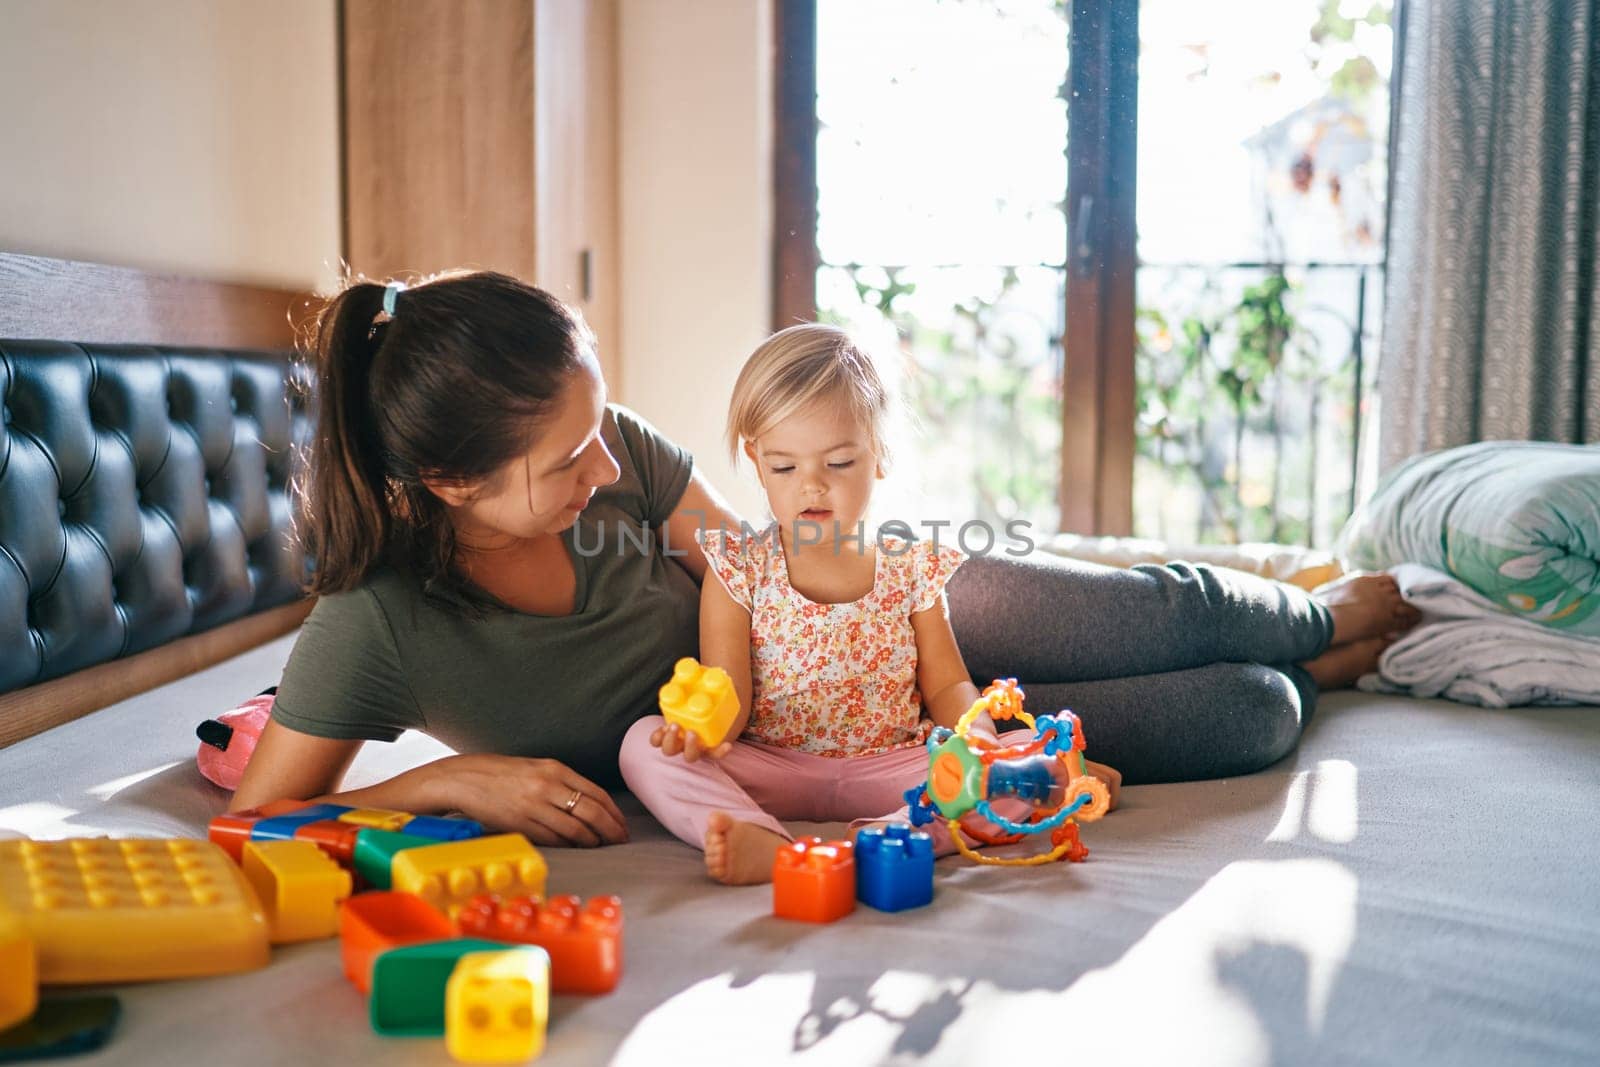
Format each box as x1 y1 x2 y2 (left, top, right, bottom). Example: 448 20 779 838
618 324 1117 884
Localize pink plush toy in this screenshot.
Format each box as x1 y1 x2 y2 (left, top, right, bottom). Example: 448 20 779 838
196 689 275 791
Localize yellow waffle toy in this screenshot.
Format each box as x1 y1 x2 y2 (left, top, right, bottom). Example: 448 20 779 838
0 838 270 984
390 835 547 919
0 910 36 1030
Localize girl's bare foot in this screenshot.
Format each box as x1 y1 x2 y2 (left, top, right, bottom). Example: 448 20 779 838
1302 636 1388 690
1314 572 1421 646
704 811 788 885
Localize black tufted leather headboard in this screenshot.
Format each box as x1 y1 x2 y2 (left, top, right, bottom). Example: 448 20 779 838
0 341 310 695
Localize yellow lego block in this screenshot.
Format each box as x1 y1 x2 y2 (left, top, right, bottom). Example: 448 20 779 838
658 657 740 747
445 947 550 1064
390 835 546 919
0 838 269 984
0 910 37 1031
337 808 415 832
241 840 353 943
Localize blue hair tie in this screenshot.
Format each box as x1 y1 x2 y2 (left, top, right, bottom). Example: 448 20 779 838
382 282 405 317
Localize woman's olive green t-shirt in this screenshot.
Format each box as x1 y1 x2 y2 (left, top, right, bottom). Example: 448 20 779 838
271 404 700 788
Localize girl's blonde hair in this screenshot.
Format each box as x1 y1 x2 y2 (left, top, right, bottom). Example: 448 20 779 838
726 323 892 466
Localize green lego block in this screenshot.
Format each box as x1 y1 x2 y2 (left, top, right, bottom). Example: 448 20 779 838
370 939 508 1037
351 830 436 891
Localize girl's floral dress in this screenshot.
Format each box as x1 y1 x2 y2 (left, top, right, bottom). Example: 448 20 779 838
697 524 966 756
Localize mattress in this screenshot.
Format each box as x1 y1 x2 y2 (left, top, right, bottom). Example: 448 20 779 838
1 632 1597 1066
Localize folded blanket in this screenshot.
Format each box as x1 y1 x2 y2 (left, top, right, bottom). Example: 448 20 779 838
1359 564 1600 707
1338 441 1600 636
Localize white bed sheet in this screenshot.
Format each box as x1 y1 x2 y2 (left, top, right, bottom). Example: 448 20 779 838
1 632 1597 1066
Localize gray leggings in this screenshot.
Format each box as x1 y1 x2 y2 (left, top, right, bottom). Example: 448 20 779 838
945 552 1334 785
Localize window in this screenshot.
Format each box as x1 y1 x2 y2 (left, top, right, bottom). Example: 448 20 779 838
775 0 1392 546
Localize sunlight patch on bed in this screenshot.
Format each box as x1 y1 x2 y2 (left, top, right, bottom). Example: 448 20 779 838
1015 858 1358 1063
86 761 183 801
1268 759 1358 843
0 802 83 838
612 970 910 1065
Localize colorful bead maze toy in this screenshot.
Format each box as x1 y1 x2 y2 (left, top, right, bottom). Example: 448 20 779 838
904 679 1111 866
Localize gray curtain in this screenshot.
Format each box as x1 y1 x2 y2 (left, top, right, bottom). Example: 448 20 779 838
1379 0 1600 472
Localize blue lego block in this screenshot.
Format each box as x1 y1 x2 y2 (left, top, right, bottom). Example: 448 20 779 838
855 825 934 912
401 815 486 842
248 803 354 842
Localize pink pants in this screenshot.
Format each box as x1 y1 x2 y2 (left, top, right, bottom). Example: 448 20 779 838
619 715 1006 857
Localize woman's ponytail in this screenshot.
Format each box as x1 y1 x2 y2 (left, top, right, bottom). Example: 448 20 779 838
295 271 591 602
302 282 391 594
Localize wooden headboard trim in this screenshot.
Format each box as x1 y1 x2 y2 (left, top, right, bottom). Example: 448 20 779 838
0 253 312 351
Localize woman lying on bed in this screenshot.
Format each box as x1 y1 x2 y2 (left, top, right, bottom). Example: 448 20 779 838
231 272 1419 846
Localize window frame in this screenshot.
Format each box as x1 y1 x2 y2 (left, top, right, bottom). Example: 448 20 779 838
771 0 1139 535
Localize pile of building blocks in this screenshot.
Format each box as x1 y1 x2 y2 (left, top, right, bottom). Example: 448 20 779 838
0 799 621 1063
772 825 936 923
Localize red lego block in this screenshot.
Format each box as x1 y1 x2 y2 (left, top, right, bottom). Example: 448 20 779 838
456 894 623 995
772 838 855 923
294 819 363 867
207 799 309 863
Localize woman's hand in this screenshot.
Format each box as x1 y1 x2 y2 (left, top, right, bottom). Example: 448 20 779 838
1084 758 1122 811
649 722 733 763
428 754 629 847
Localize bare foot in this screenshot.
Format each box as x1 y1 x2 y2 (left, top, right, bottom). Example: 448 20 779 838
1302 636 1388 690
1314 572 1421 646
704 811 788 885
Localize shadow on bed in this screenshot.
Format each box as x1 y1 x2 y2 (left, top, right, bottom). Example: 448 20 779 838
606 765 1326 1060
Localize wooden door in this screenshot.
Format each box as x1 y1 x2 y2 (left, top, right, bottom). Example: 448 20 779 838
342 0 621 390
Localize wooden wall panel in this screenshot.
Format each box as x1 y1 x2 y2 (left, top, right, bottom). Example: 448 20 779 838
533 0 621 390
341 0 621 393
342 0 538 282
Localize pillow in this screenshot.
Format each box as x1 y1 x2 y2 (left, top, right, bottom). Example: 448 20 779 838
1338 441 1600 635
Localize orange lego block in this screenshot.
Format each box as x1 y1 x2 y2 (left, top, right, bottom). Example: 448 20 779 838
0 910 37 1031
240 840 353 943
206 799 309 863
445 947 550 1064
0 838 270 984
658 657 740 747
337 808 415 832
772 837 856 923
293 819 364 867
390 835 547 919
457 894 622 994
339 891 458 994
